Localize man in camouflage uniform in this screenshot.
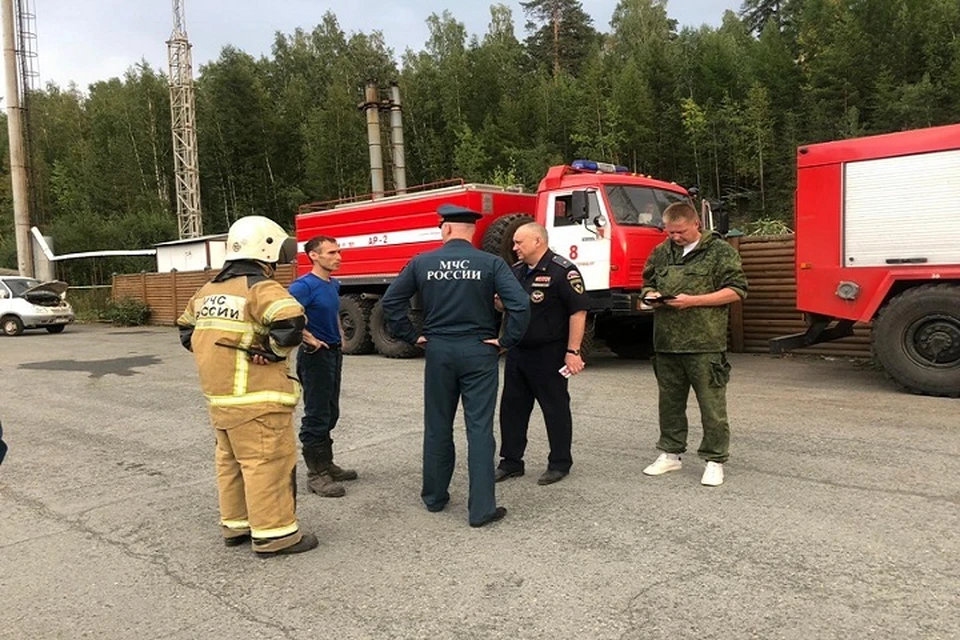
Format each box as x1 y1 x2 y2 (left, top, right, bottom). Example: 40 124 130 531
178 216 318 556
640 202 748 486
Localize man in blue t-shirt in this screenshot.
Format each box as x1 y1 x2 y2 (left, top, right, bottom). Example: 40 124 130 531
289 236 358 498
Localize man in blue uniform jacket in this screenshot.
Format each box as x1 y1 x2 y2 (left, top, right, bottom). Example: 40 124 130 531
380 204 530 527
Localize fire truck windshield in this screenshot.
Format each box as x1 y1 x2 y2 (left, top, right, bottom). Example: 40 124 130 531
604 185 688 227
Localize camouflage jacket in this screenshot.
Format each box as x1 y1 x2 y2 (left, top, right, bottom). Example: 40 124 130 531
640 231 748 353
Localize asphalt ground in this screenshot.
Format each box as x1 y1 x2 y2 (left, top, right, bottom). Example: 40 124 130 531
0 324 957 639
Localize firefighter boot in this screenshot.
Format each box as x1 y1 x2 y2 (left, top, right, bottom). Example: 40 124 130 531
325 438 358 482
254 531 319 557
302 446 345 498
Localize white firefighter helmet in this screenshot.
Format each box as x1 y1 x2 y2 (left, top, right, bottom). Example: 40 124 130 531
224 216 297 264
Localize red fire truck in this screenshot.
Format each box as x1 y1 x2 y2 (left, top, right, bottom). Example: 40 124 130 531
770 124 960 397
295 161 699 358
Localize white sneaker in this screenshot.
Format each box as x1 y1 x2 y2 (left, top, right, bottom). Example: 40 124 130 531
642 452 682 476
701 461 724 486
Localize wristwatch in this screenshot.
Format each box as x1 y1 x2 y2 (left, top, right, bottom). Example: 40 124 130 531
566 349 580 356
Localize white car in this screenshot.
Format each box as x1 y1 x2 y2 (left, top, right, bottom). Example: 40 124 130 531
0 276 76 336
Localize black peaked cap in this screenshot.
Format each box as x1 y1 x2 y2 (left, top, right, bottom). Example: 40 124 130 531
437 203 483 224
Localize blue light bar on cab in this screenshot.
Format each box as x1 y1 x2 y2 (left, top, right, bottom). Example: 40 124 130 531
571 159 630 174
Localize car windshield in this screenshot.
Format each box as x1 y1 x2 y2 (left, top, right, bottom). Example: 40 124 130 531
4 278 40 297
604 185 689 227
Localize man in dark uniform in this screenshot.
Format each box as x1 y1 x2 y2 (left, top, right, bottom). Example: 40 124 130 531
380 204 530 528
495 222 590 486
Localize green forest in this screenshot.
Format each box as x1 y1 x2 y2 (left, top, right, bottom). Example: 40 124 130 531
1 0 959 284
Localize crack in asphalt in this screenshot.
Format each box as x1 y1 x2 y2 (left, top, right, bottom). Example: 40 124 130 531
618 576 688 640
737 464 960 506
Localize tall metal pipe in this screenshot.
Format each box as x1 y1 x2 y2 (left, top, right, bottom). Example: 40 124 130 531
2 0 33 276
363 82 384 199
389 83 407 195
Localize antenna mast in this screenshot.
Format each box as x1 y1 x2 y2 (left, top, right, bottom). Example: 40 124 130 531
167 0 202 239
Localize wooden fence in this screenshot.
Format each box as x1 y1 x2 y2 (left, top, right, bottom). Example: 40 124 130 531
112 264 296 325
734 235 870 357
112 237 872 358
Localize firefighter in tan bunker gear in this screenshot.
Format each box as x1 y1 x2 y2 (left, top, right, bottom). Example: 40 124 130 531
178 216 318 556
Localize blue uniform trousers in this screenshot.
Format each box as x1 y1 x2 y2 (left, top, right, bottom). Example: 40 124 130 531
296 344 342 449
422 337 500 525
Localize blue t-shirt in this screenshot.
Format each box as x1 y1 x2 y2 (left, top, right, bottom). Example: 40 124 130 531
289 273 341 345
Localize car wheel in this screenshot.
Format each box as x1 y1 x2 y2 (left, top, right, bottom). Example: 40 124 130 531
46 324 66 334
1 315 24 336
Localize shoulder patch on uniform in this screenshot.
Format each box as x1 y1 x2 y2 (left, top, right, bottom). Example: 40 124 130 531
551 254 573 268
567 270 585 294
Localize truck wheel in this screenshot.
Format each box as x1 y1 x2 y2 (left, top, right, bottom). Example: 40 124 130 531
605 321 654 359
482 214 534 263
2 315 24 336
579 319 596 357
871 284 960 397
339 294 375 355
370 301 422 359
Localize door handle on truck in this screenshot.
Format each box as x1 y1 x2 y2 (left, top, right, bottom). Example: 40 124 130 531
884 257 928 264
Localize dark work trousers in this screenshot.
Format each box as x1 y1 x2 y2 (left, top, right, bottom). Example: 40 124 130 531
296 344 342 449
653 352 731 463
498 341 573 474
422 337 500 525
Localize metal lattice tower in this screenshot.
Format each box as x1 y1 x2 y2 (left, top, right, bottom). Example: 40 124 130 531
14 0 38 95
167 0 202 239
14 0 41 224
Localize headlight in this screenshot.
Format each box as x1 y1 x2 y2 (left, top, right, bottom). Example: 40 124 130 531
836 281 860 301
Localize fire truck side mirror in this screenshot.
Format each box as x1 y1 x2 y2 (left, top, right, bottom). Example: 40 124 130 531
712 201 729 235
703 200 729 235
569 190 590 224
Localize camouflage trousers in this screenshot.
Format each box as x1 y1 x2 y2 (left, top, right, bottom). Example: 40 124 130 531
652 352 731 463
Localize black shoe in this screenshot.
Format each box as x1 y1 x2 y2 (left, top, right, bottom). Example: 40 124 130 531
470 506 507 528
254 533 319 557
494 468 524 483
425 502 448 513
223 533 250 547
537 469 568 485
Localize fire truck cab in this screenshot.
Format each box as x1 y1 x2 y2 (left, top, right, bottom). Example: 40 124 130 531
770 124 960 397
525 161 692 357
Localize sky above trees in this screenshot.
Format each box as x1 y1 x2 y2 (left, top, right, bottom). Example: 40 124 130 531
3 0 736 93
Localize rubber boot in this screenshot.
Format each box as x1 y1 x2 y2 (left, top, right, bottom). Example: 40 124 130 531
326 438 358 482
302 445 345 498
